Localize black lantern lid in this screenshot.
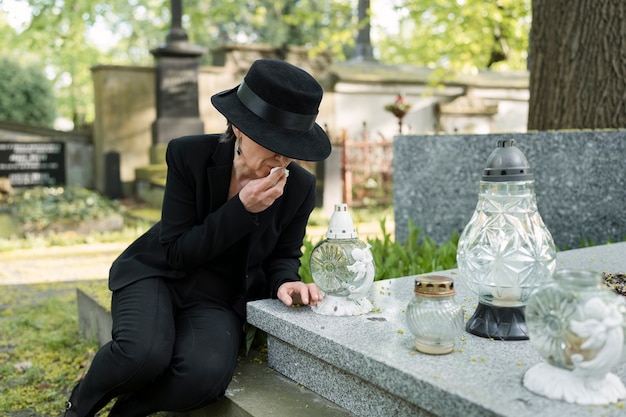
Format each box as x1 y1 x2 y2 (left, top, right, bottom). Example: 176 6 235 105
482 139 533 182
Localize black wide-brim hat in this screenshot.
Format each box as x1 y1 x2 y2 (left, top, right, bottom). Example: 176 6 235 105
211 59 332 162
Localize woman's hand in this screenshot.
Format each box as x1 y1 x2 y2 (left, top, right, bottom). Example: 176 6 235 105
277 281 323 307
239 169 288 213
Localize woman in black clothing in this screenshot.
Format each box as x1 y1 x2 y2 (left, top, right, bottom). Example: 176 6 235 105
64 58 331 417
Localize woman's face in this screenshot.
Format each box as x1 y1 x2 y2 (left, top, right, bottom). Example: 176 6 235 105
233 126 292 179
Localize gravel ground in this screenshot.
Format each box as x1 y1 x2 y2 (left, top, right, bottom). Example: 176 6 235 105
0 242 129 286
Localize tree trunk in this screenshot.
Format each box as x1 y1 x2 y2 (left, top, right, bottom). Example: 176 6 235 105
528 0 626 130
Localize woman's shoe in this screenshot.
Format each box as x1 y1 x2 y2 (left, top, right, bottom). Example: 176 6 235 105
64 383 80 417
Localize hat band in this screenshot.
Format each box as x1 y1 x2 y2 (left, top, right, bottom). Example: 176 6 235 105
237 81 317 132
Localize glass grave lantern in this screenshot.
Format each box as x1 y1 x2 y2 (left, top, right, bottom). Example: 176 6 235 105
309 204 375 316
524 269 626 405
456 139 556 340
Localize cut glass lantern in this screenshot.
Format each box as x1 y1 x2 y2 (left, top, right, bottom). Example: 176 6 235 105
456 140 557 340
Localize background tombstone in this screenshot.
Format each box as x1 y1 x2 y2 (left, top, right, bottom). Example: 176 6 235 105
150 0 206 163
104 151 122 199
0 141 66 187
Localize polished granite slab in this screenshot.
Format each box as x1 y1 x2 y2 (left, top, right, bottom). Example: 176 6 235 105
393 131 626 250
247 242 626 417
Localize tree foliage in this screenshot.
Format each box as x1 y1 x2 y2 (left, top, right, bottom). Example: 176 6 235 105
2 0 114 126
1 0 533 126
377 0 531 73
186 0 356 61
0 56 56 126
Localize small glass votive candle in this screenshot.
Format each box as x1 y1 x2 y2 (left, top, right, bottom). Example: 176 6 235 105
406 275 464 354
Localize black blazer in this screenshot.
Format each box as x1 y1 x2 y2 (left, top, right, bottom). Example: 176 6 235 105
109 134 317 318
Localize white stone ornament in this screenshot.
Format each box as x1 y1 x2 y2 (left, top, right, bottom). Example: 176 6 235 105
309 204 375 316
524 270 626 405
310 293 373 316
523 362 626 405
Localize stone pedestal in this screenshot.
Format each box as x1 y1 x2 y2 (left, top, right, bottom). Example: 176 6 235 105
151 53 205 148
135 35 207 203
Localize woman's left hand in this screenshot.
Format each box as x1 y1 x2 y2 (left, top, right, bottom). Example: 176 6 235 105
277 282 323 307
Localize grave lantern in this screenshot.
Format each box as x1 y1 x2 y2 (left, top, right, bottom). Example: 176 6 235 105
310 204 375 316
456 140 556 340
524 269 626 405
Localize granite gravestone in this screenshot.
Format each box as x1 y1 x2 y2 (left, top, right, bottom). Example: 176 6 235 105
150 0 206 146
0 141 65 186
104 151 122 199
392 130 626 250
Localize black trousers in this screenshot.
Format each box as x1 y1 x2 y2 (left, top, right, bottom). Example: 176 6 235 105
74 277 243 417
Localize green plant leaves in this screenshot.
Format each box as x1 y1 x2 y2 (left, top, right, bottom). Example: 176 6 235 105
300 218 459 282
8 186 123 233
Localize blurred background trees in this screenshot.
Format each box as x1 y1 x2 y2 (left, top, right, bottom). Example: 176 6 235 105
0 57 56 126
0 0 531 129
1 0 623 131
378 0 531 72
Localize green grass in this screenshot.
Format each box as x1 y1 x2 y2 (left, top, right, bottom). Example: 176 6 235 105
0 283 102 416
0 222 152 253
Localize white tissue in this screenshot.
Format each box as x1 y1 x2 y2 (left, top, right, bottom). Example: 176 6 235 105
270 167 289 178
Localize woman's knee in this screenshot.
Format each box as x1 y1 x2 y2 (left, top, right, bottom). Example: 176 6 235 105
103 316 174 381
110 332 174 379
175 358 237 407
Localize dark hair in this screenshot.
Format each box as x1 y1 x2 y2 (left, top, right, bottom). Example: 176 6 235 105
219 122 236 143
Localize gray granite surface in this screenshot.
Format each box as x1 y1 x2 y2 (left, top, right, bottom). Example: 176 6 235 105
248 242 626 417
393 130 626 250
